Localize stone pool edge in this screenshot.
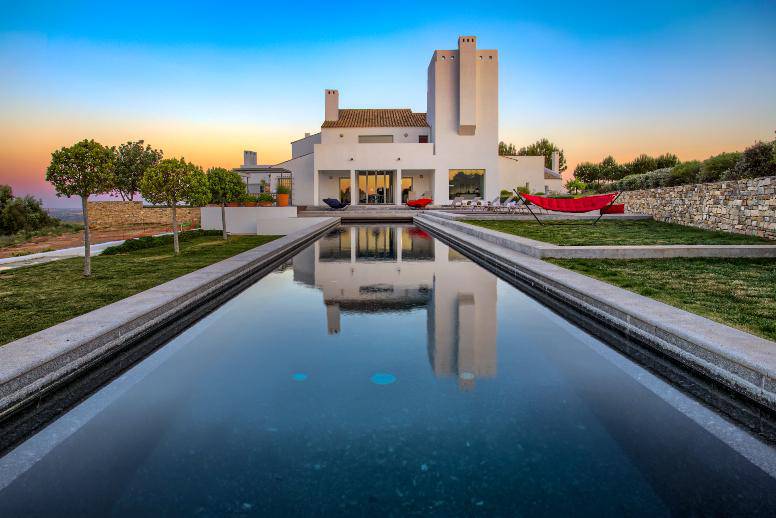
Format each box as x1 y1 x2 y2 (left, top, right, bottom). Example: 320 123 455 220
0 217 340 420
426 211 776 259
415 213 776 412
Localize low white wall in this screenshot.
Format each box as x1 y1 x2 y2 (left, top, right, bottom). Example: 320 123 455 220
201 206 299 235
259 216 332 235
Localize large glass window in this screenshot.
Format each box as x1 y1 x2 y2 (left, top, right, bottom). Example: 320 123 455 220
357 171 394 204
401 177 413 203
448 169 485 199
339 178 351 203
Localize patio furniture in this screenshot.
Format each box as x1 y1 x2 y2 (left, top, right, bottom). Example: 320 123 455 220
513 191 622 224
407 197 433 209
600 203 624 215
451 197 465 209
322 198 350 210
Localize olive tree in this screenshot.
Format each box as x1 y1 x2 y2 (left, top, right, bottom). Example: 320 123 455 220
46 139 116 276
113 140 163 200
206 167 246 240
140 158 210 254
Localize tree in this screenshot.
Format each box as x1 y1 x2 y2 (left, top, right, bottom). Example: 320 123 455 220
599 155 623 182
573 161 602 186
206 167 245 240
564 178 587 195
113 140 163 201
46 139 115 276
516 138 567 172
140 158 210 254
498 141 517 156
725 140 776 180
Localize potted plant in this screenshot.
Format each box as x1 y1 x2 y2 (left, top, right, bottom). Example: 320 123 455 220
241 194 258 207
276 185 290 206
257 193 274 207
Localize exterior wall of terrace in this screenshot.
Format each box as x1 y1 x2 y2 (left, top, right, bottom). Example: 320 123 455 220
619 176 776 239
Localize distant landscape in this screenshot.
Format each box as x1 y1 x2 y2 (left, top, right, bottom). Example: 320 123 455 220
45 208 83 222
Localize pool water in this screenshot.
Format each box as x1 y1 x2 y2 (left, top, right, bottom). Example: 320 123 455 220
1 225 775 515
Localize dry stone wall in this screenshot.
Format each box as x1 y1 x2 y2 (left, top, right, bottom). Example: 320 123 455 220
619 176 775 239
87 201 201 229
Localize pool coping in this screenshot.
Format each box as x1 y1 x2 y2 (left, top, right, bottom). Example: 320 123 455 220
415 213 776 411
0 217 340 420
422 212 776 259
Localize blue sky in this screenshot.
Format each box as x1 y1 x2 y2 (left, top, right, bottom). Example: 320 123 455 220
1 0 775 205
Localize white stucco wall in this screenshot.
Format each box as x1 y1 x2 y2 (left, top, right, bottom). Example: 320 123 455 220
275 153 315 206
291 132 321 158
497 156 545 194
201 206 299 234
320 127 430 145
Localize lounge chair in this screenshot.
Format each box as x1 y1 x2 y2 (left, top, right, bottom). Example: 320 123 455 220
407 197 433 209
322 198 350 210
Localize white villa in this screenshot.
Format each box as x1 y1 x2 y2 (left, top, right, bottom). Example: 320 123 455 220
237 35 563 206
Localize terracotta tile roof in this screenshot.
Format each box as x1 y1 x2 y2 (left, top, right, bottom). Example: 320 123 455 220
322 109 429 128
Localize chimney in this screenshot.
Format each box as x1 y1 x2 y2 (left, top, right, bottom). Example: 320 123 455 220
325 89 339 122
304 132 311 138
458 36 477 135
551 151 559 173
243 150 257 167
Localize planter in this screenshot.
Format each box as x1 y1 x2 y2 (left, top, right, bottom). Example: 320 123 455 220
226 202 241 207
242 202 258 207
258 201 274 207
276 193 289 207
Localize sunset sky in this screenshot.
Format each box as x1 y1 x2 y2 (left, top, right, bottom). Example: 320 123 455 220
1 0 775 207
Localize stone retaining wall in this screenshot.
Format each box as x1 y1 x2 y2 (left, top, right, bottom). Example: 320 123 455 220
619 176 775 239
87 201 201 229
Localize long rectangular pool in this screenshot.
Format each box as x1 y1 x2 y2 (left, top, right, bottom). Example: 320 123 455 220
1 224 775 515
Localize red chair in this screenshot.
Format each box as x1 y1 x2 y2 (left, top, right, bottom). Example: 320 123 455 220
407 198 433 209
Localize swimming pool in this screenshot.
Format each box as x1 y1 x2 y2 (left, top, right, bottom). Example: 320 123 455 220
1 224 775 515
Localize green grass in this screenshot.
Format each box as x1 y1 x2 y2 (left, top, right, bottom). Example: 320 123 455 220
0 234 279 345
467 220 774 246
0 221 83 248
548 257 776 341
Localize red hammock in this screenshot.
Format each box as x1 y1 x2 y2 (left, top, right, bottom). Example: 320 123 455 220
519 192 620 213
515 191 622 224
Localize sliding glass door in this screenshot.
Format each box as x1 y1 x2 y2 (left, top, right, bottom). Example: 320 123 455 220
357 171 394 204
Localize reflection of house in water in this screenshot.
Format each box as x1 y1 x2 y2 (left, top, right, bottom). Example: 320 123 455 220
293 226 497 388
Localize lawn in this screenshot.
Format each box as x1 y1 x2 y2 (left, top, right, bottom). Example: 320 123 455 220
0 233 279 345
548 257 776 341
467 220 774 246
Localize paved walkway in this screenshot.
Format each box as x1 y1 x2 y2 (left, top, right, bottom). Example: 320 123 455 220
0 241 126 271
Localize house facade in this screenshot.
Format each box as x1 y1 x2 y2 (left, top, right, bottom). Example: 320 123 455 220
239 36 563 206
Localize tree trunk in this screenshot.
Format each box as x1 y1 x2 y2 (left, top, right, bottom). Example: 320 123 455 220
172 204 179 255
221 203 227 240
81 196 91 277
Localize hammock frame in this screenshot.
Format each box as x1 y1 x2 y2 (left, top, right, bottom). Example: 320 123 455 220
512 191 622 225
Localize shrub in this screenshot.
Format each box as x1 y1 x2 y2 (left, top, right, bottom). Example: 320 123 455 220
101 229 222 255
641 168 672 188
699 152 741 182
666 161 701 186
276 185 291 195
723 141 776 180
0 185 57 235
258 193 274 203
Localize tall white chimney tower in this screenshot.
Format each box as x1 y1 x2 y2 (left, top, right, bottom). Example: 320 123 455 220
551 151 560 173
325 89 339 121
